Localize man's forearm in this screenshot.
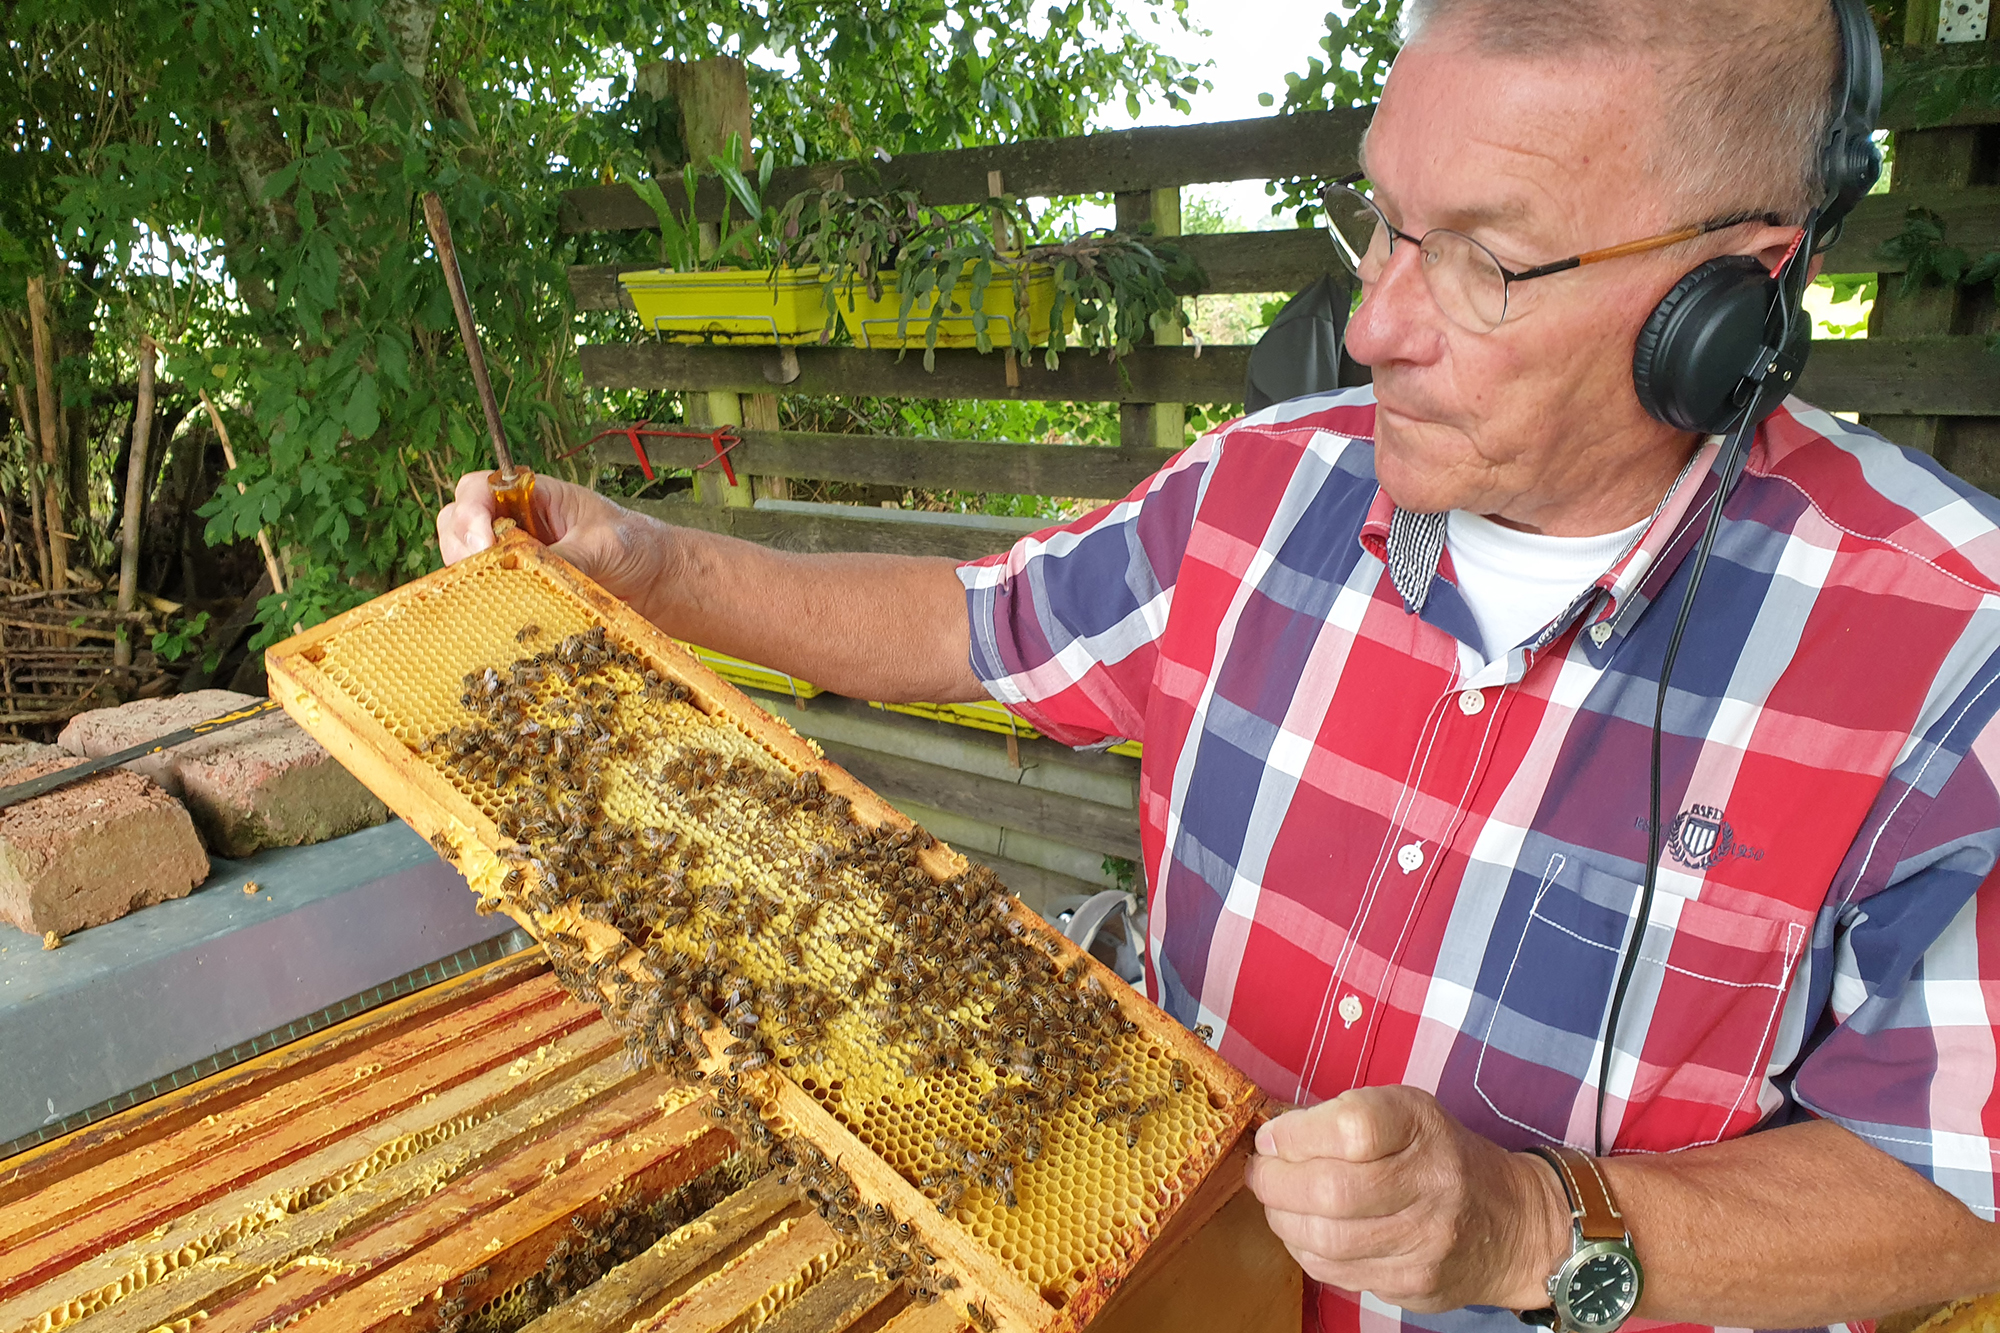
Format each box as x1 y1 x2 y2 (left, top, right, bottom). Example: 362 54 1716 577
635 515 986 705
1603 1119 1999 1326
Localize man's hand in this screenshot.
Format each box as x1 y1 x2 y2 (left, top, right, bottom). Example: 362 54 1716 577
436 471 673 613
1244 1085 1569 1314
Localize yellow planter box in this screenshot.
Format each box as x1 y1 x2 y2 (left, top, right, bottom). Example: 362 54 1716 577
679 641 823 699
619 267 829 345
874 699 1143 758
837 263 1064 349
686 647 1143 757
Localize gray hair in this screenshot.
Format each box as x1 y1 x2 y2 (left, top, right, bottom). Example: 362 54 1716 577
1396 0 1841 222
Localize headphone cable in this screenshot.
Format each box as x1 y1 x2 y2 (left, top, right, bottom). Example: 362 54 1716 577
1589 215 1816 1156
1590 409 1754 1156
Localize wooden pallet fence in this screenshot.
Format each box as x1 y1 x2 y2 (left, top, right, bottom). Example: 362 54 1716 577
560 45 1977 230
589 429 1173 497
581 337 1992 419
568 186 1998 317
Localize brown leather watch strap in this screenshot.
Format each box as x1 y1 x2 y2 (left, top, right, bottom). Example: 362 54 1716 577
1528 1145 1626 1242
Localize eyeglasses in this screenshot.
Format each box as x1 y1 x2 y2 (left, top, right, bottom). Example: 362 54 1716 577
1319 173 1787 333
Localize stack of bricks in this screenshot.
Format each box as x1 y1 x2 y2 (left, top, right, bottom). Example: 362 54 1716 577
0 690 388 941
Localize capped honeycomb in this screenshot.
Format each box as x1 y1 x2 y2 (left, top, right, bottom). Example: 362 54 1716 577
267 533 1263 1332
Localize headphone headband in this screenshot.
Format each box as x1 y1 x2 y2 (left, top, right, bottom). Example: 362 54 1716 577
1631 0 1883 435
1820 0 1883 232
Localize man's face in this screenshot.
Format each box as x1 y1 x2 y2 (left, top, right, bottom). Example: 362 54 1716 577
1341 40 1709 535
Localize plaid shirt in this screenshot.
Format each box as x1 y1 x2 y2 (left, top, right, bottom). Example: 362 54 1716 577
958 388 2000 1333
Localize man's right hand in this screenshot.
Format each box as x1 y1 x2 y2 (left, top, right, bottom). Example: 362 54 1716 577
436 471 673 613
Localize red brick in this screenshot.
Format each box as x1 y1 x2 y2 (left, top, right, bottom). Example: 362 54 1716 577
0 757 208 937
57 691 387 858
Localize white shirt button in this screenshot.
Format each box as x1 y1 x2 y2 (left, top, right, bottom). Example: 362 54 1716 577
1338 993 1364 1027
1590 622 1613 645
1397 842 1425 874
1458 688 1485 715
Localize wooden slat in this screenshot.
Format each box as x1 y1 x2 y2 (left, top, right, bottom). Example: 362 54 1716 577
591 428 1169 496
283 1107 731 1333
625 498 1030 562
1087 1185 1300 1333
558 108 1372 233
1797 337 2000 416
0 950 549 1208
90 1047 644 1333
1880 44 2000 129
632 1212 852 1333
0 969 575 1255
521 1173 801 1333
1177 229 1344 295
557 50 1982 236
561 64 1987 237
816 740 1143 861
881 1300 976 1333
1822 186 2000 275
585 337 1993 417
580 343 1251 403
0 1022 622 1333
0 991 598 1302
196 1083 717 1333
755 1252 899 1333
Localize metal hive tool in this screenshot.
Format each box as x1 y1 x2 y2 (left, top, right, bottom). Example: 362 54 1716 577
264 529 1267 1333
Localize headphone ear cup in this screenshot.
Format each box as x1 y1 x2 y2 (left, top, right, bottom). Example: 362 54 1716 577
1632 255 1780 434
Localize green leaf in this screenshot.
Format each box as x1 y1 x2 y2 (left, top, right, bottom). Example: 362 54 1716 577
346 372 381 440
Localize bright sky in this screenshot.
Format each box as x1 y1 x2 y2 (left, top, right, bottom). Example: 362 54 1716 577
1099 0 1349 227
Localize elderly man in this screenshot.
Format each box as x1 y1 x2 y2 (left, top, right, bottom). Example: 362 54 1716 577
440 0 2000 1327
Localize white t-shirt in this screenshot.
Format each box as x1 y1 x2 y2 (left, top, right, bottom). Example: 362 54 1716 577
1445 509 1648 662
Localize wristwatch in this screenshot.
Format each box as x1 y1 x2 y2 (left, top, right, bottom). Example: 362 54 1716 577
1517 1144 1644 1333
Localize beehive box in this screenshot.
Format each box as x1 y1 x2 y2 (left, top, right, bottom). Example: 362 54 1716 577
0 952 1296 1333
259 529 1276 1333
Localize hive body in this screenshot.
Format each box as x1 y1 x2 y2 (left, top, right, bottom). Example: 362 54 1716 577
264 532 1268 1333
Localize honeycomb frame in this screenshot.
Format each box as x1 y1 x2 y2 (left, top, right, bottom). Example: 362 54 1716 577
264 529 1267 1333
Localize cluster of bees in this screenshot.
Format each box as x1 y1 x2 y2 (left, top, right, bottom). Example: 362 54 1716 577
420 623 1203 1315
782 1140 963 1304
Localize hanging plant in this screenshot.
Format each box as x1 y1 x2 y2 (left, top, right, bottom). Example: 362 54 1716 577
768 165 932 334
769 169 1205 369
626 134 779 272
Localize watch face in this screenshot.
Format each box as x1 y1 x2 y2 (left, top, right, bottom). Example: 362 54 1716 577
1565 1252 1640 1329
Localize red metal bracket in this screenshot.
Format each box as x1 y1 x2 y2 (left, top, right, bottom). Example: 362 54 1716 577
565 421 745 487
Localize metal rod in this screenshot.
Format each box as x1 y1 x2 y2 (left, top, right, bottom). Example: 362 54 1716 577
0 697 283 811
115 335 155 667
421 193 516 479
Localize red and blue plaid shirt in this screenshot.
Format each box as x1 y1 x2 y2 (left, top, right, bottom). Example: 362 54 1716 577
959 388 2000 1333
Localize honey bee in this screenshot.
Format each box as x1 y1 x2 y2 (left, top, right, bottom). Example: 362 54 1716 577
1169 1057 1189 1094
1194 1024 1214 1043
991 1160 1018 1208
428 831 459 863
966 1300 999 1332
927 1169 967 1215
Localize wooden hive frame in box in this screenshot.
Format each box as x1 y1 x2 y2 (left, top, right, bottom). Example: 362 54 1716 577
260 529 1285 1333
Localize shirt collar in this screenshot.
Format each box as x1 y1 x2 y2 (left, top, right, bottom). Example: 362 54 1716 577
1358 436 1727 635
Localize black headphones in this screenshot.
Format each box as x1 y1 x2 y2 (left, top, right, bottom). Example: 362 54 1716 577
1629 0 1883 436
1595 0 1882 1158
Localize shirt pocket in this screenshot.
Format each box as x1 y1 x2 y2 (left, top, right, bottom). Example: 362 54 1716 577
1472 854 1808 1153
